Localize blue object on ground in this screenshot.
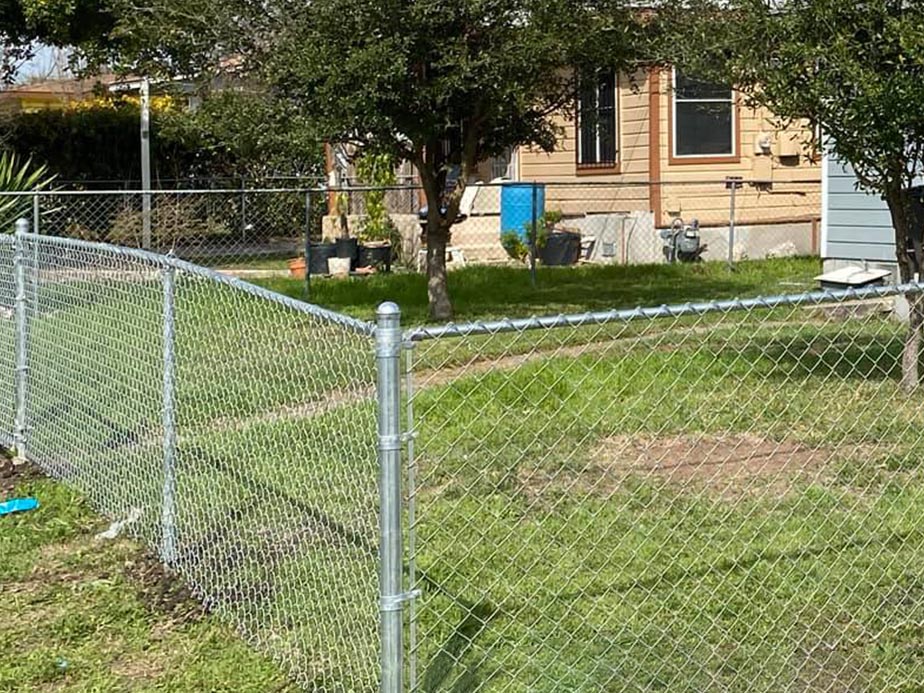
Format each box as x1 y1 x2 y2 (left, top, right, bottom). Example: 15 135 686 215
501 182 546 240
0 497 38 517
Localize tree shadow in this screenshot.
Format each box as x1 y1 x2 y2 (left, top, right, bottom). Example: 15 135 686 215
418 581 501 693
741 333 906 384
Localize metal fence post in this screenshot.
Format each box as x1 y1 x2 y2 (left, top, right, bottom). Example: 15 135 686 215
376 302 404 693
161 262 178 566
304 190 312 300
726 177 743 270
13 219 30 463
529 182 539 289
31 194 40 236
140 77 152 250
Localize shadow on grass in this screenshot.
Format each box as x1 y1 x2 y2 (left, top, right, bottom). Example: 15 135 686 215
419 596 500 693
750 334 906 383
258 257 820 325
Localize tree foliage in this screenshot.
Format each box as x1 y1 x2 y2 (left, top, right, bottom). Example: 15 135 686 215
0 0 118 78
0 92 324 183
112 0 649 318
661 0 924 389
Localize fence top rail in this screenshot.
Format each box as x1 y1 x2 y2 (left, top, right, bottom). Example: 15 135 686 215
0 178 824 198
17 231 376 338
0 187 328 197
405 281 922 343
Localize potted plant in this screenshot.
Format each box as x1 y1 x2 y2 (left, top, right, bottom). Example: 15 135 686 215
355 152 399 272
307 235 340 275
334 191 359 269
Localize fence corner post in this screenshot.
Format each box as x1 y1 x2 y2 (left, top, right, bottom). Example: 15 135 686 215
13 219 30 463
161 262 178 567
376 301 404 693
304 190 312 300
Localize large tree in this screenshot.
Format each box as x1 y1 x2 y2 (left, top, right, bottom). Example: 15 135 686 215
112 0 647 319
661 0 924 390
0 0 117 79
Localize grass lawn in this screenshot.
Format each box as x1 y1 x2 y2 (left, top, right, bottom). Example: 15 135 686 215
256 256 821 325
0 460 296 692
407 307 924 692
8 250 924 692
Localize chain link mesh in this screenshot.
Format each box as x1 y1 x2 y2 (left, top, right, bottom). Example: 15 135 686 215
10 232 380 692
30 189 314 268
406 287 924 692
0 179 821 280
0 234 14 446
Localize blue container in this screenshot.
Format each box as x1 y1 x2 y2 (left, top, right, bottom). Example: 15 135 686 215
501 183 546 240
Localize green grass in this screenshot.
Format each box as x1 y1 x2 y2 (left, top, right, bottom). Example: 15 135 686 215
405 311 924 692
9 253 924 692
0 471 296 692
256 256 821 325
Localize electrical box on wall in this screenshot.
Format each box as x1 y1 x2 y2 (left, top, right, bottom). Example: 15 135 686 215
775 133 804 159
752 155 773 183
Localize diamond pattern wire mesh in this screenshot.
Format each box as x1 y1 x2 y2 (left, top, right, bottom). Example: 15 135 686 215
1 179 822 280
9 233 380 692
33 189 313 267
405 289 924 693
0 234 14 447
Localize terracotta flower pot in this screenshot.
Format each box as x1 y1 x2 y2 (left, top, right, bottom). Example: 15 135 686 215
287 257 306 280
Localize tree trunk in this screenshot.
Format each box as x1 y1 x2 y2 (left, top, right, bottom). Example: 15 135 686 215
903 294 924 392
426 223 453 320
885 185 923 393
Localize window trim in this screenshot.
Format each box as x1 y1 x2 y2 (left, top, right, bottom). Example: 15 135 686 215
668 68 740 166
576 72 621 175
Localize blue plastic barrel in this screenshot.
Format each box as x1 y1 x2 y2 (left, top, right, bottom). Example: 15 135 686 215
501 183 546 240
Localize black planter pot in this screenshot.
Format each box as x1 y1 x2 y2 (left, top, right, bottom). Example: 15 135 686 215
357 244 393 273
308 242 339 275
335 237 360 269
540 231 582 266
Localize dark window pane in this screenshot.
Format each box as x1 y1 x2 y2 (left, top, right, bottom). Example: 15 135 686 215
598 110 617 164
579 83 597 164
578 73 618 166
675 73 731 101
675 102 734 156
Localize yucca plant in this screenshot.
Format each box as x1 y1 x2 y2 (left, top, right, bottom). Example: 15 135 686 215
0 152 56 232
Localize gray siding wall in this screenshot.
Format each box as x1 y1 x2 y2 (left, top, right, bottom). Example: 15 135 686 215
824 156 895 262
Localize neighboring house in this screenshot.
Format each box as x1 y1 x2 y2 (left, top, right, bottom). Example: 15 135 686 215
327 66 823 264
518 68 820 229
0 73 199 114
821 152 899 276
0 76 119 113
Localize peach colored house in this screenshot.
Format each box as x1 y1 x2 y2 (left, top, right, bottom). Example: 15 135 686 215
327 67 822 264
515 67 821 231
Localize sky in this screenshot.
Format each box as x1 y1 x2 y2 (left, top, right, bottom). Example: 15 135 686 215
14 43 71 83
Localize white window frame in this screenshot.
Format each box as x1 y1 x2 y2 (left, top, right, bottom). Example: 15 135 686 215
577 72 620 168
671 68 737 159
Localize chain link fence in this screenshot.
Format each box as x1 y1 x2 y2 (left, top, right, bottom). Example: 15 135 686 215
0 229 381 691
0 178 821 281
9 201 923 693
404 284 924 692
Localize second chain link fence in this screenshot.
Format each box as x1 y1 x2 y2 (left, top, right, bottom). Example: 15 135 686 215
0 177 821 278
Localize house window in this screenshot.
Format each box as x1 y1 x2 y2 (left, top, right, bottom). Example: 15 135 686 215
578 72 618 168
673 70 735 158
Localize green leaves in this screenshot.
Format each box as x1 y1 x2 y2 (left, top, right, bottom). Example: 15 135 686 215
0 151 55 231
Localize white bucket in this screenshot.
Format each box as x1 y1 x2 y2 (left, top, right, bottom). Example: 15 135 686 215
327 257 351 277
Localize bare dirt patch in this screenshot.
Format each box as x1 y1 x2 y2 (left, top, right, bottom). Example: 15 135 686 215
0 448 37 497
124 551 206 624
518 434 854 502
